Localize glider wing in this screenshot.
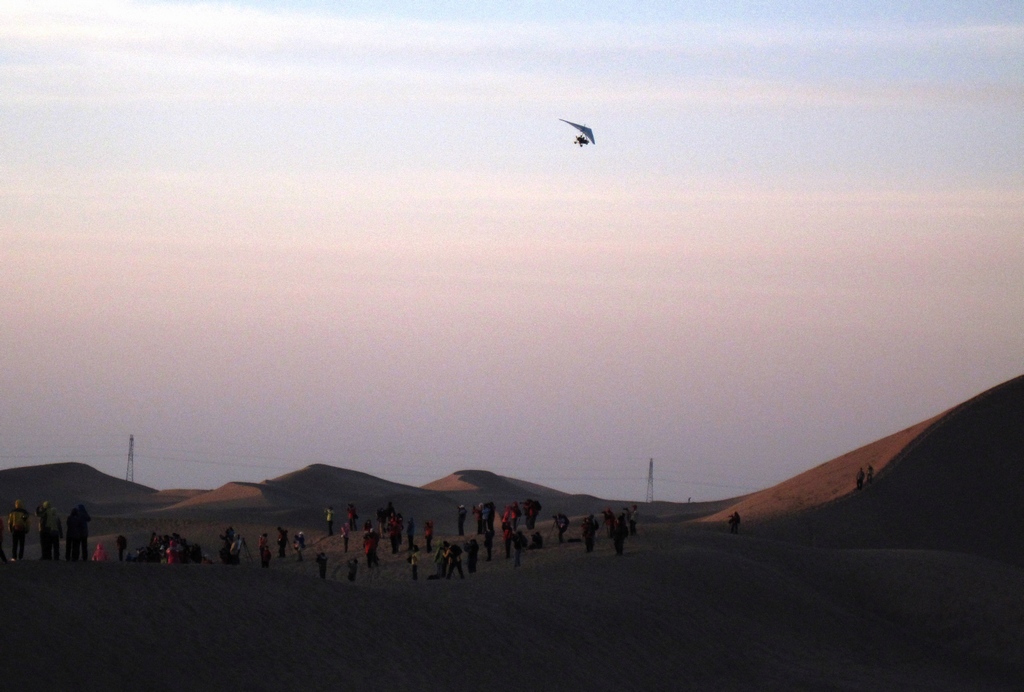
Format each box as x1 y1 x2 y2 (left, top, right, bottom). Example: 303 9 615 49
560 119 595 144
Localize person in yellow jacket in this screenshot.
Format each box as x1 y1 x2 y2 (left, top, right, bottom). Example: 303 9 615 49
8 500 31 560
324 506 334 536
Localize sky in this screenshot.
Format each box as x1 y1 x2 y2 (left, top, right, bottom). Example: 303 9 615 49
2 1 1022 501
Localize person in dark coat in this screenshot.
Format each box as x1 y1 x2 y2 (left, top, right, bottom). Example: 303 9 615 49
582 515 596 553
65 508 85 561
612 513 629 556
728 512 741 534
77 505 91 559
465 539 479 574
277 527 288 558
554 513 569 543
483 528 494 561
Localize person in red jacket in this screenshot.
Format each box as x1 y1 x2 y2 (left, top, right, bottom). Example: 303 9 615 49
363 528 380 569
502 521 514 559
423 520 434 553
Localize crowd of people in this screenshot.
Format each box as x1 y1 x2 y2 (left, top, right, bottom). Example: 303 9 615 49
0 496 661 579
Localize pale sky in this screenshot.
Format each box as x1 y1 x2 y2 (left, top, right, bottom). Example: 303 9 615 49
2 1 1022 500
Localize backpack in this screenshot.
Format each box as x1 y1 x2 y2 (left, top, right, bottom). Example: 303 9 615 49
534 501 542 512
9 510 26 531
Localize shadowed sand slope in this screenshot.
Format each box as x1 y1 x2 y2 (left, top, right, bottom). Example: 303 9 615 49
0 462 159 515
266 463 433 504
1 526 1021 690
703 375 1024 565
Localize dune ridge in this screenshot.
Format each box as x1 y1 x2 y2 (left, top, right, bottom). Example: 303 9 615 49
711 374 1024 566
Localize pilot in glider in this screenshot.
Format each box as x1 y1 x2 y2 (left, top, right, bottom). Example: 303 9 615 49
560 119 595 147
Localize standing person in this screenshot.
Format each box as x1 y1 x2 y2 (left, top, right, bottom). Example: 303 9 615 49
613 513 628 556
433 541 446 578
512 530 525 568
423 520 434 553
293 532 305 561
602 508 616 539
78 505 91 559
484 502 496 533
525 499 540 530
406 516 415 551
51 507 62 560
340 522 349 552
231 534 245 565
582 515 596 554
456 505 467 536
856 468 865 490
115 535 127 562
483 528 494 561
466 539 479 574
502 522 514 559
65 507 85 561
363 528 380 570
259 533 271 568
8 500 30 561
40 502 61 560
473 504 484 535
728 511 741 534
628 505 638 536
389 515 403 554
325 506 335 536
277 527 288 558
408 544 420 581
36 503 51 560
866 465 874 484
347 503 358 531
315 551 328 579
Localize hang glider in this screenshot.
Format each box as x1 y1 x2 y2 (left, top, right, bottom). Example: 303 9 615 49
560 119 595 146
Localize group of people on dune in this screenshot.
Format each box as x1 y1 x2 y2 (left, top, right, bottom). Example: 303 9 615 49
2 499 130 564
1 495 647 579
319 499 646 580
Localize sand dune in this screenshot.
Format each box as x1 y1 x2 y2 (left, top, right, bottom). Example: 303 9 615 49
695 416 940 526
3 376 1023 688
1 523 1021 690
0 462 161 516
701 374 1024 566
423 468 570 498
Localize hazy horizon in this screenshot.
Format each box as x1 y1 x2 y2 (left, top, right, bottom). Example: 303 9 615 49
2 1 1022 500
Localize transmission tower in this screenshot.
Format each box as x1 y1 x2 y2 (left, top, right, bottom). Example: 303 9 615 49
126 434 134 483
645 458 654 503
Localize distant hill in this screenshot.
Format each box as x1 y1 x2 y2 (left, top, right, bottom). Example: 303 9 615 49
700 374 1024 566
423 470 571 499
420 469 708 521
0 462 160 515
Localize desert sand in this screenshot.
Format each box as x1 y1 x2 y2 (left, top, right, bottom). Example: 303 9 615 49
1 375 1022 690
